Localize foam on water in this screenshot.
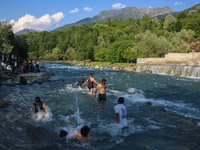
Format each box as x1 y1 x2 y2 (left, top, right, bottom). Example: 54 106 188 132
31 109 53 122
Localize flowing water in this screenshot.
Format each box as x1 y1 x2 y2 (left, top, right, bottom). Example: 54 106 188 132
1 63 200 150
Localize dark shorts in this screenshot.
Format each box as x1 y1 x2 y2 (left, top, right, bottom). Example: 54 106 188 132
77 83 82 86
98 94 106 102
88 85 93 89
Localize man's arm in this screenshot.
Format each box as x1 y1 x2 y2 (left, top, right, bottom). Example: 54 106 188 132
94 85 99 97
93 79 99 85
115 113 120 124
43 103 49 113
29 105 34 118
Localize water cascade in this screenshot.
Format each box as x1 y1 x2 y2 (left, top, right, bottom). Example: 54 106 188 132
136 65 200 77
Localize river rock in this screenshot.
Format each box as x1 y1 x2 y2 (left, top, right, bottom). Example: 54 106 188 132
113 67 119 71
19 76 27 85
95 65 100 70
40 65 44 68
144 102 152 107
146 70 153 73
174 74 180 77
0 101 9 108
100 67 104 70
0 73 10 79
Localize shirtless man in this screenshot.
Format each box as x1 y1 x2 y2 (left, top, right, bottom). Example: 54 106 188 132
94 79 107 102
84 74 99 94
60 119 92 141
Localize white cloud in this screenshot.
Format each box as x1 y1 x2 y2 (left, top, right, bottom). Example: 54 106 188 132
84 7 93 11
56 24 59 27
69 8 79 13
10 12 65 33
112 3 126 9
174 2 183 6
149 6 153 8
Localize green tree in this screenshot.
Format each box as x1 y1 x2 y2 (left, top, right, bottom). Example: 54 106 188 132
163 14 176 29
177 12 188 20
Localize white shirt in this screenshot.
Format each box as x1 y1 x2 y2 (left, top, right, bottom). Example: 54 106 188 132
114 104 128 128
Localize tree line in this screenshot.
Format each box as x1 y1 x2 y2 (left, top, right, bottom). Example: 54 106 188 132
0 5 200 63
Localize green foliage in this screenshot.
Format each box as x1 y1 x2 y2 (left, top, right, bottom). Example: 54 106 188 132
196 5 200 14
177 12 188 20
163 15 176 29
1 9 200 62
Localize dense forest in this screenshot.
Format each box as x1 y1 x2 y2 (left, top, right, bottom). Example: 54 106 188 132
0 5 200 63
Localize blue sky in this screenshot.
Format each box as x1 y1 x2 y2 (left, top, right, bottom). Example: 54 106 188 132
0 0 199 33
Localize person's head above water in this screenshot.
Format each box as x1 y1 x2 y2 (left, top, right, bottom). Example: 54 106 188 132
118 97 124 104
60 130 68 138
81 126 90 137
35 97 41 104
102 79 106 84
82 79 85 83
90 74 93 77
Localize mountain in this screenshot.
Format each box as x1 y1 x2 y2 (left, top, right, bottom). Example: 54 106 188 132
155 3 200 19
55 6 175 31
15 29 37 35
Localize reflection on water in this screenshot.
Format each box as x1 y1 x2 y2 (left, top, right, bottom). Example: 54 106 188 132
1 62 200 150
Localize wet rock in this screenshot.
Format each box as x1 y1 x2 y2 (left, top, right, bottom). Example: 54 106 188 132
144 102 152 107
0 73 10 79
100 67 104 70
40 65 44 68
95 65 100 70
113 67 119 71
0 101 9 108
146 70 153 73
174 74 180 77
19 76 27 85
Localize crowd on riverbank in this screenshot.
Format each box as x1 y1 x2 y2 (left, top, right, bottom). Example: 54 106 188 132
0 54 41 73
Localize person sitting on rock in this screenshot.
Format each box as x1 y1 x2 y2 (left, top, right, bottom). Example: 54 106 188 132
29 97 49 118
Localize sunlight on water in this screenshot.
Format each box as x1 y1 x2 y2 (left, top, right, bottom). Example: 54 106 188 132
1 62 200 149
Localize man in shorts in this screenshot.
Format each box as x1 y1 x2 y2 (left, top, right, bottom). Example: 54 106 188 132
94 79 107 102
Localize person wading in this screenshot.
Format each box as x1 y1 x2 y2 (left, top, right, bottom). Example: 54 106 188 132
94 79 107 102
84 74 99 94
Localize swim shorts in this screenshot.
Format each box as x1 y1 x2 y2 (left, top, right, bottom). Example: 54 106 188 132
98 94 106 102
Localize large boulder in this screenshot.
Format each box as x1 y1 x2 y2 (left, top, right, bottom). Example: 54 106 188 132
94 65 100 70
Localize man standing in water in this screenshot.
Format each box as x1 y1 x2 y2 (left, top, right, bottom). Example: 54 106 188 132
94 79 107 102
29 97 49 117
84 74 99 94
114 97 128 129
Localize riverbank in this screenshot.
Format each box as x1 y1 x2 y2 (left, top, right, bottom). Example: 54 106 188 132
41 60 137 71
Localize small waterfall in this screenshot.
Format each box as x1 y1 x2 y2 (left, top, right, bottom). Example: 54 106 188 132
136 65 200 78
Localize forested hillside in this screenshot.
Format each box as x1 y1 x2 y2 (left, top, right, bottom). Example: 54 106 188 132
1 5 200 63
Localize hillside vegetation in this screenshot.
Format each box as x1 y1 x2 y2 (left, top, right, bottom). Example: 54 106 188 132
0 5 200 64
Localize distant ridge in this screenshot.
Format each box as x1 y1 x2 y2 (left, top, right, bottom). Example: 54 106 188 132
15 29 37 35
54 6 175 31
154 3 200 19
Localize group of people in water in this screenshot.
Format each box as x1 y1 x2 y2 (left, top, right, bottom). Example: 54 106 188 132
29 73 128 142
0 53 40 73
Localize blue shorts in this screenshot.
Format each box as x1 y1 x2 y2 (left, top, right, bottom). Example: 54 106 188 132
77 83 82 86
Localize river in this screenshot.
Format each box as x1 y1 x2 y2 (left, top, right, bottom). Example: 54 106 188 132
1 62 200 150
